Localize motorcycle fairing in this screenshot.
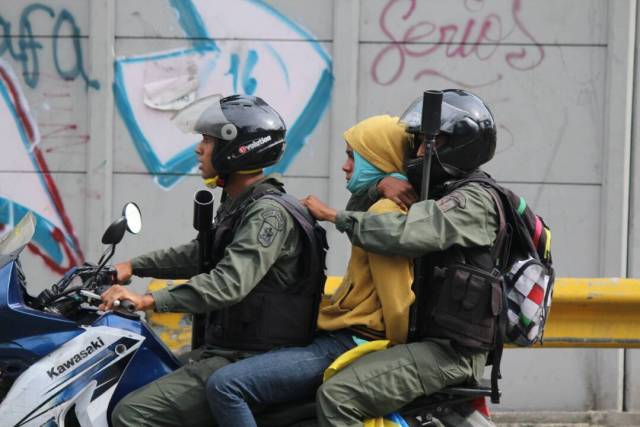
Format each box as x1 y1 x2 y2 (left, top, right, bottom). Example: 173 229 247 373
94 311 181 416
0 260 82 355
0 326 144 427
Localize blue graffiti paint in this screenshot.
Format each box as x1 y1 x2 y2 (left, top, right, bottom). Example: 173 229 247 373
265 43 290 88
0 81 76 262
226 53 240 93
0 3 99 89
267 69 334 174
52 10 99 89
226 50 259 95
0 200 64 264
113 58 200 189
169 0 211 40
251 0 331 64
114 0 333 188
242 49 258 95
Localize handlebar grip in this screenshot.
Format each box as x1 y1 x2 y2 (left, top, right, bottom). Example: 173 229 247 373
117 299 137 313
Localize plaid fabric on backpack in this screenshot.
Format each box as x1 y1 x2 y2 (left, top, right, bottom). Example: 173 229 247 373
454 174 555 346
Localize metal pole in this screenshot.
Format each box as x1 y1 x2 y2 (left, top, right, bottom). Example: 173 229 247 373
409 90 443 340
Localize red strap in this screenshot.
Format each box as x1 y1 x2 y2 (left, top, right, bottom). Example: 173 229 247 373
532 217 543 249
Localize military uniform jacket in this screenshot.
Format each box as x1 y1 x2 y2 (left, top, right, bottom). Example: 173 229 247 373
335 181 499 259
130 175 303 315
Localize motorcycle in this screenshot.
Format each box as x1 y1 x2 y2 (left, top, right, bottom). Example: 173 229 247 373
0 205 496 427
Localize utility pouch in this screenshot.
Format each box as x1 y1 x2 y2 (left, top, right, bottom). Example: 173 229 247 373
430 263 503 350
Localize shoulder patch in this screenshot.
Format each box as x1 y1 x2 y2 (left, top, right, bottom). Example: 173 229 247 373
436 192 466 212
261 209 285 230
257 209 285 247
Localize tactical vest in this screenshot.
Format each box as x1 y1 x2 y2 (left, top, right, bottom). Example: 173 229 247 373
204 180 327 352
412 173 505 351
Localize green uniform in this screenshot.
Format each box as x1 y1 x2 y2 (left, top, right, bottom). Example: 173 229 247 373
317 182 498 427
111 175 303 427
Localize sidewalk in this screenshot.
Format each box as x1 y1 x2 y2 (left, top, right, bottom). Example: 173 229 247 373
493 411 640 427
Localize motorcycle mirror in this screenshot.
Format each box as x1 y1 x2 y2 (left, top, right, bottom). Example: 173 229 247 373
123 202 142 234
101 218 127 245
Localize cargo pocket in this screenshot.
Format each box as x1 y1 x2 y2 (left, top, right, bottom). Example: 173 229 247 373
432 263 502 350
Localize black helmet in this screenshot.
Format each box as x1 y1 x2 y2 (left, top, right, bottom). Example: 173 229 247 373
173 94 286 175
400 89 496 187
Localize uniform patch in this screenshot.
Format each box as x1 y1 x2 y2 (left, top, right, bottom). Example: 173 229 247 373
257 209 285 247
436 192 466 212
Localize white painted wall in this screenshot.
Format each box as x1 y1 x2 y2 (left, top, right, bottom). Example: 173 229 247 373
0 0 638 412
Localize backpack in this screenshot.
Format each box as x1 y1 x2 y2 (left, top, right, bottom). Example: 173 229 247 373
452 175 555 346
487 183 555 347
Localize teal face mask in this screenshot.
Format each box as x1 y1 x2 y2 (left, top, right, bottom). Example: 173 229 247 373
347 151 407 194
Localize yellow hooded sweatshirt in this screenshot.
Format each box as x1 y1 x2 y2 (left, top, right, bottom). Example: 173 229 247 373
318 115 415 344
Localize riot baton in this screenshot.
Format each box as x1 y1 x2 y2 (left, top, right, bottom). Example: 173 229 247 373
192 189 215 350
408 90 443 340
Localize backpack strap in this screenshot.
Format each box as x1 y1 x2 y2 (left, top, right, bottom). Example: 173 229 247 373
261 193 327 278
485 187 509 270
452 182 509 404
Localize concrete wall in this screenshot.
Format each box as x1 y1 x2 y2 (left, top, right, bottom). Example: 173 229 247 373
0 0 638 412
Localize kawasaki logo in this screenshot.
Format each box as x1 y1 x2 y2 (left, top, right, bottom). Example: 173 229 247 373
47 337 105 379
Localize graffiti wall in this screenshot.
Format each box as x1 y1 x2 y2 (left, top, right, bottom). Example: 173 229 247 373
0 0 637 413
0 2 92 279
114 0 332 188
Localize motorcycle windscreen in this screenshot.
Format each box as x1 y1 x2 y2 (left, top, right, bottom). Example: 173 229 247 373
0 211 35 268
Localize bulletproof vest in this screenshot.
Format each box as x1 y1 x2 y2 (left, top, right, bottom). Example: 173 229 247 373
205 180 327 351
412 172 504 351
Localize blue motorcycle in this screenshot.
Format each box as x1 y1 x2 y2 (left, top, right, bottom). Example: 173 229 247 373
0 204 180 426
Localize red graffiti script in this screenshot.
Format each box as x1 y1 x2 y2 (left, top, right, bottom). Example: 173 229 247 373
371 0 545 87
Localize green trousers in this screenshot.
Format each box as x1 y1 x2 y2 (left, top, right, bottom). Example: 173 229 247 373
316 339 487 427
111 348 250 427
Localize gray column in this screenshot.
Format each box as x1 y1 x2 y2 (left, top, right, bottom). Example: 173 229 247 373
86 0 116 260
598 0 637 411
327 0 360 275
627 0 640 412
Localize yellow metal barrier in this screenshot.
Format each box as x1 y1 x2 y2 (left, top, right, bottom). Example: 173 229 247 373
539 278 640 348
146 277 640 353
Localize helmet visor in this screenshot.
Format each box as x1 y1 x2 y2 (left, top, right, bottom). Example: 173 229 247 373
399 97 468 135
171 95 238 141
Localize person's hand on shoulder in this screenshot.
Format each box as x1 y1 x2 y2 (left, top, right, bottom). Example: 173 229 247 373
377 177 418 210
302 196 337 223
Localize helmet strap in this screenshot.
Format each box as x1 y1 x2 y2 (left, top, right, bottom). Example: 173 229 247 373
203 175 227 189
235 168 263 175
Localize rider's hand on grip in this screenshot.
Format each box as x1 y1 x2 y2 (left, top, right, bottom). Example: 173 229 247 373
99 284 154 312
116 299 137 313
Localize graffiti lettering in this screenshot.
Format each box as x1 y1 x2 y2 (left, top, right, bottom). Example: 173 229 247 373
371 0 545 87
226 49 259 95
0 3 99 89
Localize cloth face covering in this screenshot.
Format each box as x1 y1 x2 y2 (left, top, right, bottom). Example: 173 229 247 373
347 152 406 194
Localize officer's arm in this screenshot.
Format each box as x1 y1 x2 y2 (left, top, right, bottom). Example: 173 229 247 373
151 201 293 313
366 199 415 345
130 240 200 279
335 185 498 258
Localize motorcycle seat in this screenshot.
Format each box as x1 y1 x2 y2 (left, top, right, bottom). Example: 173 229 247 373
403 378 497 412
439 379 495 398
254 380 497 426
254 399 316 427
